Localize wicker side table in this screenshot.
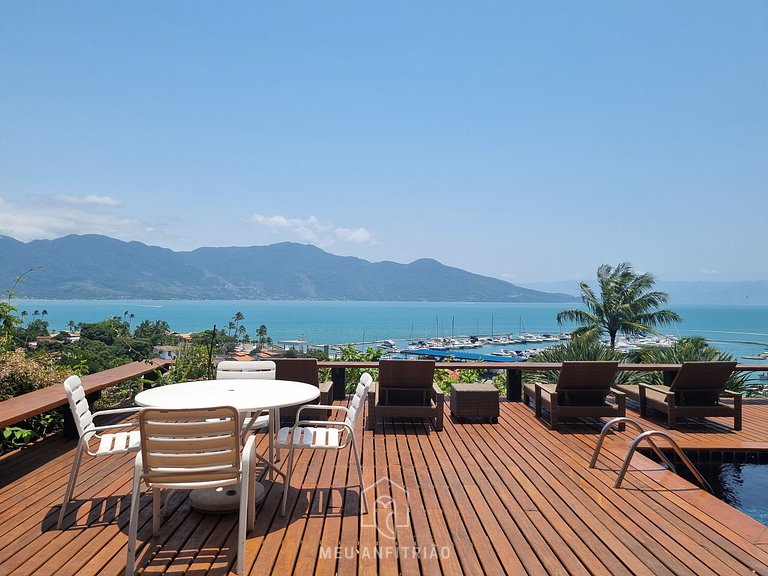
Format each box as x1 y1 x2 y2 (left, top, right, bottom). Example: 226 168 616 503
450 382 500 422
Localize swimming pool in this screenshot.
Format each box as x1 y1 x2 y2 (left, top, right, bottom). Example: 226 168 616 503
661 451 768 526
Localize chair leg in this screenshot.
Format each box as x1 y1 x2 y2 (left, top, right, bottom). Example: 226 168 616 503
243 435 257 531
152 488 161 536
125 461 143 576
366 393 376 430
236 463 249 575
58 441 85 528
281 440 296 516
351 435 367 514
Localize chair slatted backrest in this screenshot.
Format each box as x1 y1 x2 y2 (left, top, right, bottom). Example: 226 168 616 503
346 373 372 429
216 360 276 380
64 375 95 437
669 361 737 406
377 359 436 407
274 358 319 387
556 361 619 406
139 406 242 486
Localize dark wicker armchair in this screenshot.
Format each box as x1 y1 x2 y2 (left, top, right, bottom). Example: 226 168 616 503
366 359 444 431
523 361 624 430
273 358 333 423
615 361 741 430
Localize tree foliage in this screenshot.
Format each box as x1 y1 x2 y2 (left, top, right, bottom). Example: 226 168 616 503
336 344 384 392
526 334 638 386
628 337 751 393
557 262 681 348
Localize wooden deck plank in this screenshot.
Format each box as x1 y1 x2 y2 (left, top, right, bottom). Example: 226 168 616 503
504 408 719 575
4 397 768 575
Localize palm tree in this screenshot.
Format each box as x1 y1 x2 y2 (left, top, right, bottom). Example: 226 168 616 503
232 311 245 334
256 324 269 348
557 262 681 348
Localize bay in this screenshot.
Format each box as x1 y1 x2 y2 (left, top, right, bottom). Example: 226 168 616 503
11 299 768 364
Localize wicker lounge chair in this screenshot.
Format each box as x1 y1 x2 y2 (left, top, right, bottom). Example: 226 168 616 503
523 361 624 430
367 359 444 431
614 361 741 429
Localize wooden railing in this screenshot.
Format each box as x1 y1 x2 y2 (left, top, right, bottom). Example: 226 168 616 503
0 359 173 436
318 361 767 402
1 359 763 440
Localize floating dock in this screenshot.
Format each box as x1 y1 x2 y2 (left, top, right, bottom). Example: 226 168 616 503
399 348 527 362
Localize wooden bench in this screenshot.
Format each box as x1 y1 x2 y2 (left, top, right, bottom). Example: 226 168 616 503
0 359 173 435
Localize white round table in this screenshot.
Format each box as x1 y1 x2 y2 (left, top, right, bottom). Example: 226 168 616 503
134 379 320 512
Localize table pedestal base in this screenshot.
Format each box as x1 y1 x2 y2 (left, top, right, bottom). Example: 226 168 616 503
189 483 266 513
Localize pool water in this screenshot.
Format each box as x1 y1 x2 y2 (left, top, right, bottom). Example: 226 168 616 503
668 452 768 526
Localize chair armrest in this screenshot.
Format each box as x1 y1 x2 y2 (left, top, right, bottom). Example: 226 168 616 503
431 383 444 398
295 403 347 423
90 406 142 431
319 380 333 403
721 390 742 399
293 419 348 429
609 388 626 411
92 422 141 432
92 406 142 419
533 382 554 398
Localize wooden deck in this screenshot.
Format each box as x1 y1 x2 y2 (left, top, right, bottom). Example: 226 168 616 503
3 396 768 575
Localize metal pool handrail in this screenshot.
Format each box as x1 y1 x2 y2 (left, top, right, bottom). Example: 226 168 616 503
590 417 713 493
590 417 675 471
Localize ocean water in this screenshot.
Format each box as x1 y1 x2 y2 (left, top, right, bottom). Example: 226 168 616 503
11 300 768 364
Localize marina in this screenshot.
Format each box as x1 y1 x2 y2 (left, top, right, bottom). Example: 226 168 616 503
10 300 768 364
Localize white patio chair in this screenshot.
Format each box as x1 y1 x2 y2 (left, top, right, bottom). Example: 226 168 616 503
125 406 257 576
58 375 141 529
217 360 276 434
216 360 276 379
276 372 372 516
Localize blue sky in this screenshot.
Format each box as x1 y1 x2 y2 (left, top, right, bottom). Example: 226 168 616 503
1 1 766 284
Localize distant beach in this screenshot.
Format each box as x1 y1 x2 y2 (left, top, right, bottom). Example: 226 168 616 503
11 299 768 363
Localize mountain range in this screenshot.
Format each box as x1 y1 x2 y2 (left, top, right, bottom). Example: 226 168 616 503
0 235 578 302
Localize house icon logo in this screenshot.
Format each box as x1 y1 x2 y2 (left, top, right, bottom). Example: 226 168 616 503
361 478 410 540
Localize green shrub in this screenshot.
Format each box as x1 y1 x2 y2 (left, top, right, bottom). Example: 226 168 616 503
0 348 70 454
336 344 384 392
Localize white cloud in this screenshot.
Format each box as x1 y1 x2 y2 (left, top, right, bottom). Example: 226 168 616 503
58 194 122 206
335 227 373 243
0 194 141 243
251 213 375 247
